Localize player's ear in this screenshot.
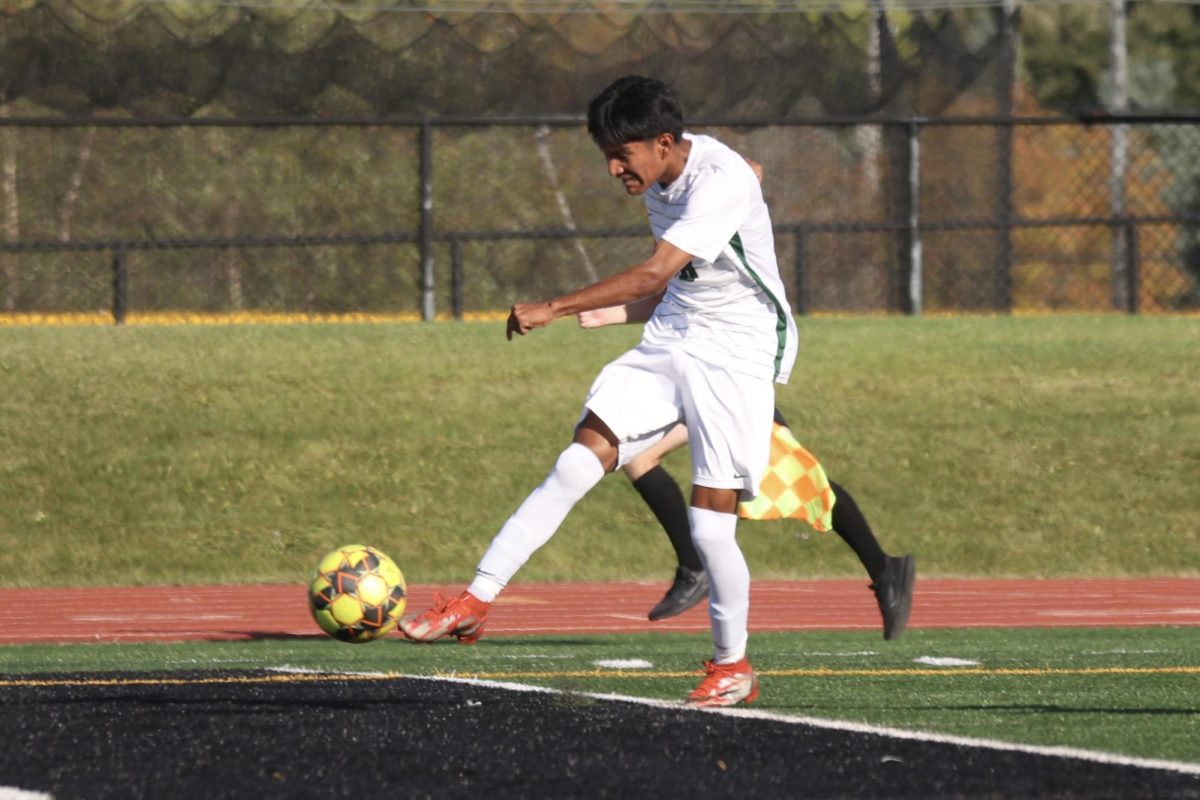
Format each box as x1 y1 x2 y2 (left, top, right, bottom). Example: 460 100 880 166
655 132 675 157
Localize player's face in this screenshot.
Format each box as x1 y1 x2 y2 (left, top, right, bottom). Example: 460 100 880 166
600 137 670 195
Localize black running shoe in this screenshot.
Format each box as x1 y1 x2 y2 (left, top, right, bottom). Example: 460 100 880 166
648 566 710 621
871 554 916 640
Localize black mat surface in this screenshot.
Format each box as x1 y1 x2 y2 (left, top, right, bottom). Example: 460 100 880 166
0 673 1195 799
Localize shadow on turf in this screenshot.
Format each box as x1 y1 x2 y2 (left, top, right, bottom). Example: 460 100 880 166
450 637 599 648
222 632 327 641
223 632 599 647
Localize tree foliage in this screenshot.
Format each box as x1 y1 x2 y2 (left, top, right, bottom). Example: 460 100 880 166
1021 2 1200 113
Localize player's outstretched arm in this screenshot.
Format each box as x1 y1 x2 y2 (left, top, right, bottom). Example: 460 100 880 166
580 240 672 328
506 241 691 340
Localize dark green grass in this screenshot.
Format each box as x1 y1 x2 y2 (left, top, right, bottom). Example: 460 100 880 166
1 627 1196 765
1 315 1198 585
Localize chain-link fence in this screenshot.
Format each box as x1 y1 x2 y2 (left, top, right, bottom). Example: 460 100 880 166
1 113 1198 321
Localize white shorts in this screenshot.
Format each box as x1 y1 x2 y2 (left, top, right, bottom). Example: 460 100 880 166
581 342 774 499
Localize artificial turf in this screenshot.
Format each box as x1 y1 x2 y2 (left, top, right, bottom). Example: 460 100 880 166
1 626 1196 765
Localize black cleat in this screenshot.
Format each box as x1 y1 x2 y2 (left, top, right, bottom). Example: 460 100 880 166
648 566 710 621
871 554 916 640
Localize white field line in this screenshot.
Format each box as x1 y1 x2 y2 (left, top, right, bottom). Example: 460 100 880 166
1038 608 1200 618
0 788 53 799
265 668 1200 778
913 656 980 667
592 659 654 669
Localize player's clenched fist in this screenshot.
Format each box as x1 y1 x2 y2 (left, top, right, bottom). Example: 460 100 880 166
506 301 555 340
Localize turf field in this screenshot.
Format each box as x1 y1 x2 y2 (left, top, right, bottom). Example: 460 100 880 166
5 669 1196 800
2 626 1197 762
0 626 1197 798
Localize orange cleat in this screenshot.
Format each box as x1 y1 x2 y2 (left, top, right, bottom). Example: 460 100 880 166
683 658 760 708
400 591 490 644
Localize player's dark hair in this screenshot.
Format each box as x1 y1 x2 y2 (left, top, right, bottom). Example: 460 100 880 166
586 76 684 149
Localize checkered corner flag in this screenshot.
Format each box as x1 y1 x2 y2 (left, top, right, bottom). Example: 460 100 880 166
737 421 836 531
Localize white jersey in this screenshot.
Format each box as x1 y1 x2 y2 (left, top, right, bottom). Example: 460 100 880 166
642 133 798 384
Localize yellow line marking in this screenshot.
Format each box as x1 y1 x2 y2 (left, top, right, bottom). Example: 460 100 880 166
0 672 403 688
438 666 1200 680
1 665 1195 688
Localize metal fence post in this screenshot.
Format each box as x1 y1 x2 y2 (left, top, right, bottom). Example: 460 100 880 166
907 120 923 316
793 229 807 316
111 243 127 325
451 237 463 320
1125 223 1140 314
419 114 435 321
995 118 1015 312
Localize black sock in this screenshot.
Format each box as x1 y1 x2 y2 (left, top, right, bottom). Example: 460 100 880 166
828 480 889 582
632 465 704 572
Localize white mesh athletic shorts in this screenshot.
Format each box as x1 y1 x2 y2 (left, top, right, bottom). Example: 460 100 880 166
581 342 774 499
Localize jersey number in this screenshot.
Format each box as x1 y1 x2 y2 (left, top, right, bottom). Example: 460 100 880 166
677 262 698 282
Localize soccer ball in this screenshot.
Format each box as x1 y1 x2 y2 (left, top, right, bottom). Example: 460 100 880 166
308 545 407 643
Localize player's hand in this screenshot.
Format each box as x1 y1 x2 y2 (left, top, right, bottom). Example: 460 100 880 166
506 301 555 340
577 305 629 329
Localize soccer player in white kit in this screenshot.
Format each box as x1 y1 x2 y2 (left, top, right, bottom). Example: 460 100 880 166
401 75 798 707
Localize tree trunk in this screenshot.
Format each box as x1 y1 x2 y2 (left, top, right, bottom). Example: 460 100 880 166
535 125 598 283
993 0 1018 312
857 3 883 193
1 96 19 312
210 128 244 311
57 126 95 244
876 11 918 314
1108 0 1131 311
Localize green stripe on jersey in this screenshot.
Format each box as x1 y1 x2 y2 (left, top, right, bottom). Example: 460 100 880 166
730 233 789 380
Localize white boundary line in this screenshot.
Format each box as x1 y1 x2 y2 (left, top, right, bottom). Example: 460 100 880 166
265 666 1200 776
0 788 54 800
403 672 1200 778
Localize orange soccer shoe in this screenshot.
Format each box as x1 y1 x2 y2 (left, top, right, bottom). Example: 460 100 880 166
683 658 760 708
399 591 489 644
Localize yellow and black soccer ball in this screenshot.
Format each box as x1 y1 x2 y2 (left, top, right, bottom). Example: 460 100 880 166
308 545 407 643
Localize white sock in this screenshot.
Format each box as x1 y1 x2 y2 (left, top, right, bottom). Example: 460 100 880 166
469 443 606 601
689 506 749 664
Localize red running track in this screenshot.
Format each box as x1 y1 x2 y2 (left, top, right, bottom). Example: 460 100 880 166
1 578 1197 644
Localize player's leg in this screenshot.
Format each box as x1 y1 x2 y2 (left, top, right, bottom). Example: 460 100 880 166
771 409 915 640
401 414 616 644
828 479 916 640
679 358 772 707
827 479 888 580
469 413 618 600
402 345 681 644
684 489 759 707
622 424 709 620
625 424 699 572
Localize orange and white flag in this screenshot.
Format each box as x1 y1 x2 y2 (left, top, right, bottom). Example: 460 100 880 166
737 422 835 531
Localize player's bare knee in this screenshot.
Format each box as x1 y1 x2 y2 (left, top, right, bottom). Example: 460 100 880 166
573 413 619 472
690 485 739 515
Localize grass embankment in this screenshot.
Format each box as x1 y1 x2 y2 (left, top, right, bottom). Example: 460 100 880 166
0 315 1197 586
